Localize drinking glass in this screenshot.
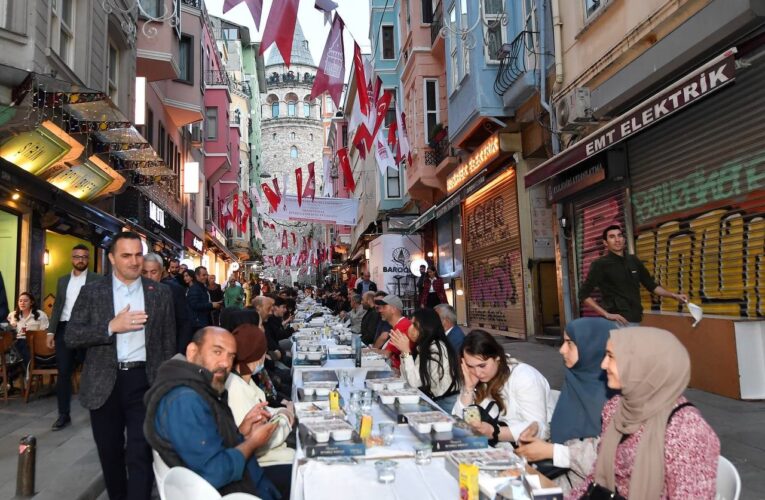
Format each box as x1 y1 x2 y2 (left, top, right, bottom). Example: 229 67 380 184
374 460 397 484
360 389 373 412
414 443 432 465
379 422 395 446
348 391 361 414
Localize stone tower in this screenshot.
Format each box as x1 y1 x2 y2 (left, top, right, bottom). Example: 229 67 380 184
259 21 326 283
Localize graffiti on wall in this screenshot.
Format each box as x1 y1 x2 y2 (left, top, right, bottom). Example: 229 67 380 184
636 207 765 317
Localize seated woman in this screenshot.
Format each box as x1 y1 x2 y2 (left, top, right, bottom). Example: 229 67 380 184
453 330 553 446
515 317 612 494
389 309 460 412
226 323 294 500
568 327 720 500
7 292 49 367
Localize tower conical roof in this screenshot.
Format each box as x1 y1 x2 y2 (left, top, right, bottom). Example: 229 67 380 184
265 19 315 67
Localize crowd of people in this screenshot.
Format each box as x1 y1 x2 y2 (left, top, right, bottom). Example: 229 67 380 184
0 225 722 499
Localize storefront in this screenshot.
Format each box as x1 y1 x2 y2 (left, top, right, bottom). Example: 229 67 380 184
184 229 205 267
115 187 184 259
525 47 765 399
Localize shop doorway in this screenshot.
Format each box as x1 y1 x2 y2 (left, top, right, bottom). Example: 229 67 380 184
0 208 20 309
533 261 561 342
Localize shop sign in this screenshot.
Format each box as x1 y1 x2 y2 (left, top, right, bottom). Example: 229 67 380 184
525 49 738 188
270 195 359 225
45 155 124 201
0 123 72 175
208 223 226 247
185 230 204 252
547 163 606 202
149 201 165 228
447 135 500 193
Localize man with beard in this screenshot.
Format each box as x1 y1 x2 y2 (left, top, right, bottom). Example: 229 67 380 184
46 244 101 430
359 291 380 345
166 258 183 287
66 232 176 500
144 327 280 499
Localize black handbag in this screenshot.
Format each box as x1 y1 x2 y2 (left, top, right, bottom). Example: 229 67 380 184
529 458 570 480
579 482 627 500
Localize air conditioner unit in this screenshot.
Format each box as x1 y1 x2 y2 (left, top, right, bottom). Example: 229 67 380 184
555 88 596 132
204 205 212 222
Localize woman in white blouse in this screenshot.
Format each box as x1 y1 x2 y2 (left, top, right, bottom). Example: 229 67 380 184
389 308 460 411
7 292 49 367
453 329 553 446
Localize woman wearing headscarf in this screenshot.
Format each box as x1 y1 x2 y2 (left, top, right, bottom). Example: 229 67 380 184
225 323 294 499
515 317 612 494
568 327 720 499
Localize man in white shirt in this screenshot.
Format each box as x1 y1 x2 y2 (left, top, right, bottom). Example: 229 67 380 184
47 244 101 430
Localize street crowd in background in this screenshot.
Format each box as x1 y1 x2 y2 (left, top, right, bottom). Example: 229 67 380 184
0 225 722 499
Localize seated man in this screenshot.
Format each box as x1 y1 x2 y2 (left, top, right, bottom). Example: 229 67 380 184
144 327 281 499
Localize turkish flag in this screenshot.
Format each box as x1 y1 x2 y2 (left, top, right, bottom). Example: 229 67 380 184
371 90 393 144
353 43 370 116
292 232 297 245
276 255 283 265
281 230 288 249
387 120 398 150
272 177 282 200
311 14 345 107
261 183 280 212
240 191 251 233
295 166 303 206
259 0 299 67
304 162 316 200
337 147 355 192
222 0 263 30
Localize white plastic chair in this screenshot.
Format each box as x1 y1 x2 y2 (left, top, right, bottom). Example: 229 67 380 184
716 456 741 500
222 493 262 499
163 466 222 500
152 450 171 500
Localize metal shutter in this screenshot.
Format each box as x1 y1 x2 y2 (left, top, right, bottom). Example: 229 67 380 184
463 169 526 338
628 61 765 318
573 187 628 317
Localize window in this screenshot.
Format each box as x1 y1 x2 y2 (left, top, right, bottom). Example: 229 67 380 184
205 107 218 140
309 133 313 141
424 79 439 140
272 132 276 140
290 132 296 140
107 42 119 104
0 0 27 34
51 0 75 66
483 0 506 62
290 146 298 159
157 121 166 159
461 0 470 75
384 89 396 128
287 100 296 117
524 0 538 53
341 125 348 148
139 0 160 17
178 34 193 83
303 99 311 118
585 0 603 18
145 107 154 147
386 167 401 198
421 0 433 23
271 101 279 118
448 5 458 90
381 25 395 60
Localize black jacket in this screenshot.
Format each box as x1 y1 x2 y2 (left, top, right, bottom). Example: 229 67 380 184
161 277 194 353
360 308 380 346
186 281 213 329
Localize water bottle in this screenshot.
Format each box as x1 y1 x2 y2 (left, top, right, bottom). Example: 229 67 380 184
353 333 362 367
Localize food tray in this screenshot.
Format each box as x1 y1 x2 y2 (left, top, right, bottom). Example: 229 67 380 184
364 370 395 380
409 418 489 452
301 371 338 383
365 377 407 391
404 411 454 433
302 381 338 397
378 388 422 405
378 397 443 424
298 424 366 458
302 420 355 443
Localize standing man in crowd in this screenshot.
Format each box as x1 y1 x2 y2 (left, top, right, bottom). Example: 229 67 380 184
434 304 465 353
224 275 245 309
142 253 193 354
208 274 224 326
359 291 380 345
415 265 427 302
46 244 100 431
355 271 377 295
188 266 221 331
66 231 176 500
166 258 183 287
579 225 688 326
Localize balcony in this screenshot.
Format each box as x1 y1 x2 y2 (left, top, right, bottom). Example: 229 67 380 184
265 70 316 89
431 1 444 53
205 70 231 87
136 0 180 81
180 0 201 7
494 30 539 109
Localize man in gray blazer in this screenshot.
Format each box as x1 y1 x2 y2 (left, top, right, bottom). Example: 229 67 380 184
46 244 101 430
66 232 176 500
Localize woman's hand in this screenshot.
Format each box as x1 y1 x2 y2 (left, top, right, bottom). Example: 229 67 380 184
461 358 479 392
516 439 554 462
388 328 411 354
518 422 539 444
470 421 494 438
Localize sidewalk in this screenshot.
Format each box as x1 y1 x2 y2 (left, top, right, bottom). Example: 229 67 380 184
0 390 104 500
499 336 765 499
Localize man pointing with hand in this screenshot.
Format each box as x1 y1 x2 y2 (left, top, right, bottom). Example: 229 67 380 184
66 231 176 500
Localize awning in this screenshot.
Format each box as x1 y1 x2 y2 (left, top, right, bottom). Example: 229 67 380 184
407 168 488 234
524 48 738 189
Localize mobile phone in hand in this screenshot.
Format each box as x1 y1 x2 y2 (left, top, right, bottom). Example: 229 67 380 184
463 405 481 425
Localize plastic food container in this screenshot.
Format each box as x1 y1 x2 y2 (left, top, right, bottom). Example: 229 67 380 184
307 351 322 361
379 394 396 405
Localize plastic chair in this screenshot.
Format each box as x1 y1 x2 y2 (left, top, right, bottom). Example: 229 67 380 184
152 450 171 500
163 467 222 500
0 331 25 402
222 494 262 499
716 455 741 500
24 330 57 403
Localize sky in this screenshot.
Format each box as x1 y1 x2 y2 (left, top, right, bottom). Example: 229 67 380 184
205 0 373 73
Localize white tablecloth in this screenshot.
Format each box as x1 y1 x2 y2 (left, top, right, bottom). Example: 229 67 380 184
293 457 460 500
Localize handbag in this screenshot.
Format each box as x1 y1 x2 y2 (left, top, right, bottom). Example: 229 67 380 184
579 482 626 500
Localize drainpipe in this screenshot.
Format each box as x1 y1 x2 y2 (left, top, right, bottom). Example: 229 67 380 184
538 0 573 325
